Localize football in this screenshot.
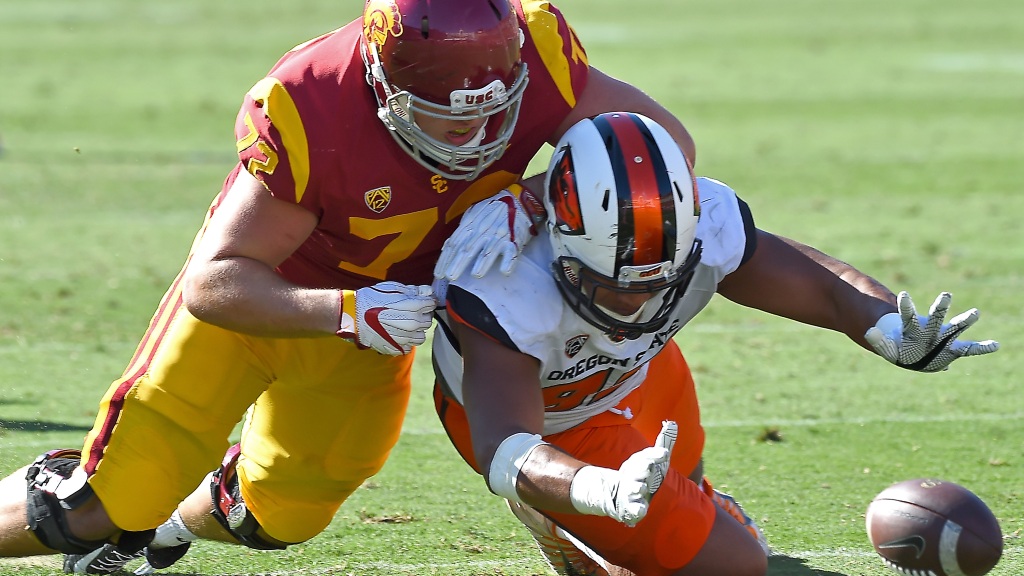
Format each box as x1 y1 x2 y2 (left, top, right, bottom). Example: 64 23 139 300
866 478 1003 576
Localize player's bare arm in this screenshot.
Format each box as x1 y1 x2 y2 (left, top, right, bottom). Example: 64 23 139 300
456 316 675 527
183 169 337 337
456 320 583 514
715 229 897 350
553 67 697 166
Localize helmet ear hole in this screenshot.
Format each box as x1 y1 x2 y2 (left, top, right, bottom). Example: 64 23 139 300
543 112 703 339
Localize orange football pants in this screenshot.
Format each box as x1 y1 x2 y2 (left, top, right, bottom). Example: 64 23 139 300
435 339 716 574
80 279 413 543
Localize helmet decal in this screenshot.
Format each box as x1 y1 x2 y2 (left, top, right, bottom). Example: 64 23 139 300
549 145 585 236
363 0 403 48
591 113 676 273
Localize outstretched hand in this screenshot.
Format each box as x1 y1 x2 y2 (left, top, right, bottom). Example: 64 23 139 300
864 291 999 372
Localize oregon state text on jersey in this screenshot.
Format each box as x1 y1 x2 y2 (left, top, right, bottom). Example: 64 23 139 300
225 0 590 291
434 178 758 434
545 318 681 381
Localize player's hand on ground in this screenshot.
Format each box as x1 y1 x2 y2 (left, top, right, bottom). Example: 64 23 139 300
864 291 999 372
336 281 436 355
570 421 677 527
433 186 541 281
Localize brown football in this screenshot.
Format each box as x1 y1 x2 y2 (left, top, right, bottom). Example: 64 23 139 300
866 478 1002 576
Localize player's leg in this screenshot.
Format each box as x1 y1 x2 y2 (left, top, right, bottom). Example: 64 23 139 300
434 343 762 576
539 341 765 575
0 455 117 557
672 505 768 576
435 384 616 575
209 337 415 545
701 478 769 556
70 336 414 576
634 341 769 554
67 332 411 572
86 336 415 575
545 424 766 576
506 500 614 576
55 306 277 572
77 451 257 576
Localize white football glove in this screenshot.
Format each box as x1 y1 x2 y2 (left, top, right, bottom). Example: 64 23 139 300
864 291 999 372
569 421 677 527
433 186 542 281
336 281 436 356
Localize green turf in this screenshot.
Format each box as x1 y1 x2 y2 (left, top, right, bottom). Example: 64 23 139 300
1 0 1021 574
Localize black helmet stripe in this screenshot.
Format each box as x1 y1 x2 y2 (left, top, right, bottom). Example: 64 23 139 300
591 113 677 275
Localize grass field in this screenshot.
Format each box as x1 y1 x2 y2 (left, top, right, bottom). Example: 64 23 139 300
1 0 1022 574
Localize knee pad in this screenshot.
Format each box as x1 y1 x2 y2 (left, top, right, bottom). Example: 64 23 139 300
25 449 155 555
210 444 288 551
25 449 104 554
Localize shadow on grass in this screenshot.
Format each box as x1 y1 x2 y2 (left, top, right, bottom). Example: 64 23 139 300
769 554 849 575
0 419 92 433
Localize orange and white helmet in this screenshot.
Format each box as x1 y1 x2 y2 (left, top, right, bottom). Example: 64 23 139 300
361 0 529 180
542 112 703 340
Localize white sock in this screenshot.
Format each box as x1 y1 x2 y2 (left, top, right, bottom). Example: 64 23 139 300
150 510 198 549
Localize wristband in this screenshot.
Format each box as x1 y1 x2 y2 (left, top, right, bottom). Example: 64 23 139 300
487 433 545 502
336 290 359 341
568 465 617 517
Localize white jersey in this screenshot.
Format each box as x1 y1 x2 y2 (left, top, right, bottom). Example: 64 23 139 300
433 177 756 434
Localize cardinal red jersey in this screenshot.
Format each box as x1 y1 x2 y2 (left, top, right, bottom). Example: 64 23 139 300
227 0 590 290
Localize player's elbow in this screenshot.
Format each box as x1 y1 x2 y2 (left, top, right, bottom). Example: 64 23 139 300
181 261 224 323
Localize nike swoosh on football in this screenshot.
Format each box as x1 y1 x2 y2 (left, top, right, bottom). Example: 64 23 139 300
878 535 927 559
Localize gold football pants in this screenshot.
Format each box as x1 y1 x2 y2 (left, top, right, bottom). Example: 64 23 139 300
80 283 413 543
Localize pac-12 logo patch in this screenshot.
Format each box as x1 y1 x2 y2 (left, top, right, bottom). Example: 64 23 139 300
363 0 402 47
364 186 392 213
564 334 588 358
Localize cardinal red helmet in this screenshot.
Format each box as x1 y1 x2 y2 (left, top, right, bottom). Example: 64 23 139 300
542 112 702 340
361 0 529 180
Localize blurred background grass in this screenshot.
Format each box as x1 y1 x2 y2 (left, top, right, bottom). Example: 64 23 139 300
1 0 1021 574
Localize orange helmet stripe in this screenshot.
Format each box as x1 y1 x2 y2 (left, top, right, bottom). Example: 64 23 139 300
592 113 674 271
